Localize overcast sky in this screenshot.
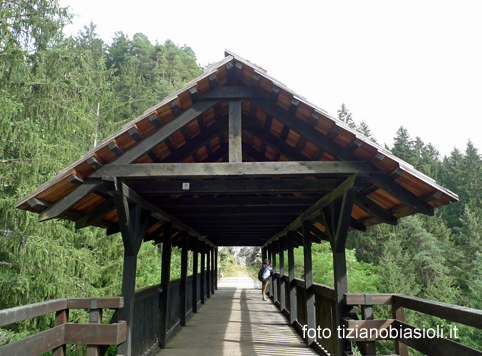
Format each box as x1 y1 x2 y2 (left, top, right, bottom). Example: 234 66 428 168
60 0 482 158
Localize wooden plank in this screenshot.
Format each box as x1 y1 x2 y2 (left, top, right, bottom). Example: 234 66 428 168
75 198 115 230
131 178 343 195
152 196 322 208
395 320 482 356
243 118 309 161
393 294 482 329
161 118 228 163
344 293 394 306
0 299 67 327
90 161 380 179
38 179 102 222
343 319 395 342
206 245 211 298
312 283 336 301
66 297 124 309
64 322 127 345
134 284 162 303
228 100 242 163
0 325 64 356
202 85 267 99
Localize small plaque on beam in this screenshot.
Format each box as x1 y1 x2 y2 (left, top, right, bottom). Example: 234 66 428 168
182 183 190 190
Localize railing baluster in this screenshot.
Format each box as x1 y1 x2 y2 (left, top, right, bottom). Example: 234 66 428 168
392 304 409 356
52 309 69 356
87 298 102 356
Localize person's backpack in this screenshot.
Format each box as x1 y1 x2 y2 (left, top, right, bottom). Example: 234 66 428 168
258 267 264 281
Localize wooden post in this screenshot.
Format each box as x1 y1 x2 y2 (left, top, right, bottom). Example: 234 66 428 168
333 250 350 353
113 193 146 356
214 248 218 290
303 221 316 346
267 245 273 298
200 241 206 304
52 309 69 356
87 299 103 356
192 238 199 313
262 247 267 263
392 304 409 356
271 242 278 305
229 100 242 163
287 231 297 325
211 247 216 294
180 231 188 326
158 222 173 349
206 245 211 298
279 236 286 312
359 303 377 355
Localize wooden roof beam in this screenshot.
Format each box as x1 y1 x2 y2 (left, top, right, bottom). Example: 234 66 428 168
129 178 344 195
161 116 228 163
252 96 435 216
242 117 309 161
90 161 380 180
262 174 367 247
38 99 220 222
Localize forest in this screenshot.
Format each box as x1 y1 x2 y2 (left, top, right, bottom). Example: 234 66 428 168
1 1 481 355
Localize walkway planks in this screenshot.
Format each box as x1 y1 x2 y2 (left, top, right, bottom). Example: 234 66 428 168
156 277 318 356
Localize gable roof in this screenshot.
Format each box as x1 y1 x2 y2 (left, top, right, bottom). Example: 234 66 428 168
15 50 458 247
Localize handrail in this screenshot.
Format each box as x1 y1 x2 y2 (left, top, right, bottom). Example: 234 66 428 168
344 292 482 355
0 296 125 356
0 297 123 328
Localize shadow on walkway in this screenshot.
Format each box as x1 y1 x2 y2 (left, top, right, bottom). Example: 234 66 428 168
157 277 317 356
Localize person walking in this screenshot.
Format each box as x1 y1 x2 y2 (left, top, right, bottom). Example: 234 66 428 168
261 259 272 301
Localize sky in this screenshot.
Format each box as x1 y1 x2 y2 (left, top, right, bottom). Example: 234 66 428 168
60 0 482 158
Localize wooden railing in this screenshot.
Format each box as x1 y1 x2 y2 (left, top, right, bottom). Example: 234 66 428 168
270 271 482 356
127 273 207 356
345 293 482 356
271 272 338 355
0 297 125 356
0 272 211 356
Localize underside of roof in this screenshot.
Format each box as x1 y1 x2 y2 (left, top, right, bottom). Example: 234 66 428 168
15 50 458 248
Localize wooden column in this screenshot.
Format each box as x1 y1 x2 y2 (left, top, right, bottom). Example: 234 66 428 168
287 231 297 325
279 236 286 312
267 245 273 298
200 241 206 304
158 222 173 349
326 188 357 355
229 100 242 163
192 238 199 313
180 231 189 326
206 245 211 298
271 245 278 303
112 190 146 356
214 248 218 290
303 221 316 346
261 247 267 262
211 247 216 294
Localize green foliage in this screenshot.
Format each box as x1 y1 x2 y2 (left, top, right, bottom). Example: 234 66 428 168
0 0 203 349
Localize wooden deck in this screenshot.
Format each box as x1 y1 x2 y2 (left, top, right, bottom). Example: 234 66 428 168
156 277 318 356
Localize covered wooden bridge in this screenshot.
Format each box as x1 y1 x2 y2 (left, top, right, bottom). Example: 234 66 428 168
4 51 481 356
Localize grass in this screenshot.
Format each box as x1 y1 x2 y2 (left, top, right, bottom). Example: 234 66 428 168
219 257 260 279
